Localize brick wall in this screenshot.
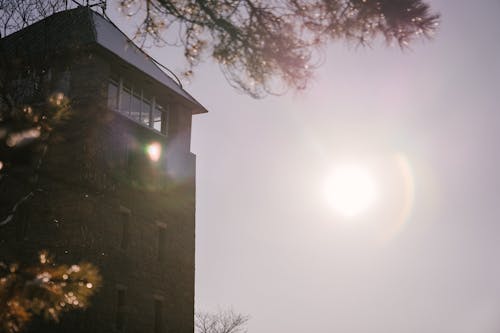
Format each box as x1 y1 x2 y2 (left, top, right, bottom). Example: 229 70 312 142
0 49 196 333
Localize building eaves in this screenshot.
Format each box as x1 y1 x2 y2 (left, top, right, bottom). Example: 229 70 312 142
0 7 208 115
89 10 208 114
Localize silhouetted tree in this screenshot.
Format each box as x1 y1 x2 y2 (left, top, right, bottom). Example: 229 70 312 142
0 0 68 37
1 0 439 97
0 6 100 331
132 0 440 97
196 310 249 333
0 251 101 333
0 47 72 226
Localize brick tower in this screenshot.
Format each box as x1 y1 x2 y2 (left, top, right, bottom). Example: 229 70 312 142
0 7 207 333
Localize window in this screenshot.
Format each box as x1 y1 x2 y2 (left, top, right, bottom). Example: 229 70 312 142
122 84 132 116
55 70 71 94
130 92 141 122
154 299 164 333
107 77 169 135
141 98 152 126
157 223 167 262
116 288 126 331
119 207 131 250
107 80 119 110
152 105 162 132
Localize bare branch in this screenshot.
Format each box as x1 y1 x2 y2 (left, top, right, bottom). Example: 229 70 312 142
0 0 439 98
196 310 249 333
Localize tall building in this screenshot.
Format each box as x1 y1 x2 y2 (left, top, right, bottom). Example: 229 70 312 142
0 7 207 333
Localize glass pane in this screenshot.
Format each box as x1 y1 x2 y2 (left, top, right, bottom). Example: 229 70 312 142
107 82 118 110
141 100 151 126
153 105 162 132
161 108 169 135
122 86 132 116
130 93 141 121
154 300 163 333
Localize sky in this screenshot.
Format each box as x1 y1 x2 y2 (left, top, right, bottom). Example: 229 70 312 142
114 1 500 332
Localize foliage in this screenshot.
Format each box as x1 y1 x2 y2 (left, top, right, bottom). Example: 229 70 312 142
0 68 71 219
0 251 102 333
0 13 72 188
0 0 439 98
0 0 68 37
196 310 249 333
0 27 96 333
126 0 440 97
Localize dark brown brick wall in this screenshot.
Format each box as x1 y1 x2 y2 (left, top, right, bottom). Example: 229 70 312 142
0 49 196 333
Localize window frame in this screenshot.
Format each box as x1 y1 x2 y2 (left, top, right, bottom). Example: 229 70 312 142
156 221 167 262
119 206 131 250
116 286 127 332
154 297 164 333
107 76 169 136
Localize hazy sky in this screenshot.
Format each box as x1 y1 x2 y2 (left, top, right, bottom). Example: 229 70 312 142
114 1 500 332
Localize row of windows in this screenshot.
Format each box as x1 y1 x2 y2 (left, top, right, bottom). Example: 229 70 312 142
117 208 166 332
107 76 169 135
120 208 167 262
116 289 164 333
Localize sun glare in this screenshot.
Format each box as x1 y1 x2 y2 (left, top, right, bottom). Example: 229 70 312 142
146 142 162 162
324 164 378 218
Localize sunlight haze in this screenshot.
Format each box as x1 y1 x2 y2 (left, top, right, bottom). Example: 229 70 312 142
108 1 500 332
323 163 378 218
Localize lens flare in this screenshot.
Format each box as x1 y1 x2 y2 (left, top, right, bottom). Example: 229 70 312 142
146 142 162 162
6 128 41 147
380 153 416 240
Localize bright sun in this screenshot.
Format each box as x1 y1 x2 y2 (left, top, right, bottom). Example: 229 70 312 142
324 164 378 218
